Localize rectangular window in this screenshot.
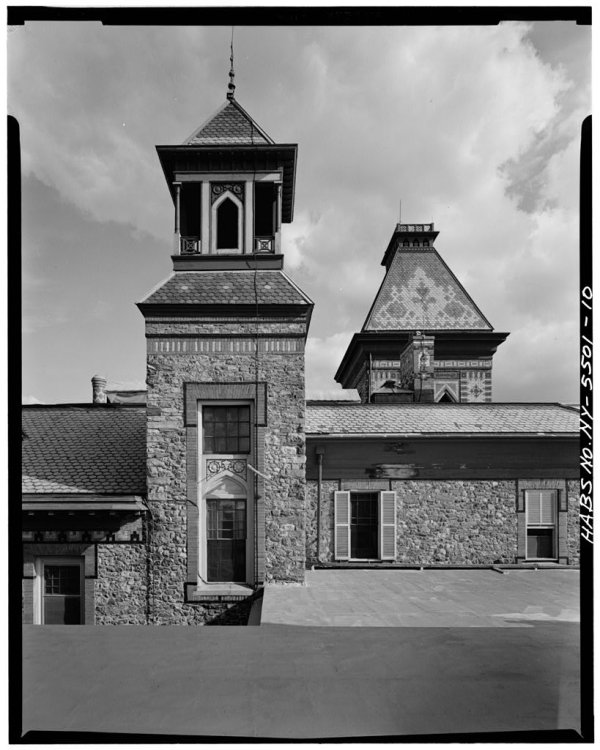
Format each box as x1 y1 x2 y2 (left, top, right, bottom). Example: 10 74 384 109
202 405 251 454
207 499 246 581
41 560 83 624
526 490 557 560
334 491 396 561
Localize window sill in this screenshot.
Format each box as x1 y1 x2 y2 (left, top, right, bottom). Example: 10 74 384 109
186 582 254 603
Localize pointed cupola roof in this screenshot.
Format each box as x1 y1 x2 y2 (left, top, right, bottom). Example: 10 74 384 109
363 223 492 331
184 99 275 146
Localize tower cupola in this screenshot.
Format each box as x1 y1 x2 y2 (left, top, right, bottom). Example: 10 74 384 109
156 98 297 270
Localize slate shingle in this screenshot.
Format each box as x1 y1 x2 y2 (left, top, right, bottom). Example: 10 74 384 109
141 270 311 306
185 100 274 146
306 402 579 435
364 249 491 331
22 406 147 494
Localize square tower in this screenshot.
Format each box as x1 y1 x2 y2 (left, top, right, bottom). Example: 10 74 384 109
138 97 312 622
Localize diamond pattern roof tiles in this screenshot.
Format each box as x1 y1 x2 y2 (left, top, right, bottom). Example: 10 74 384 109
140 270 311 307
185 100 274 145
364 249 491 331
306 402 579 436
22 406 147 494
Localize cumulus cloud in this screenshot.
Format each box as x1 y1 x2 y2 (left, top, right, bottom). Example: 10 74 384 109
10 22 588 403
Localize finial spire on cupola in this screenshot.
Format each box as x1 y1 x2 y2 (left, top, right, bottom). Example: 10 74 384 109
227 26 236 101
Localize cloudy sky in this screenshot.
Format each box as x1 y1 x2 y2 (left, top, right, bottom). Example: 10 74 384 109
11 16 589 404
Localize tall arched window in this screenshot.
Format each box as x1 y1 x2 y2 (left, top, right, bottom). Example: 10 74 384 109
216 197 239 250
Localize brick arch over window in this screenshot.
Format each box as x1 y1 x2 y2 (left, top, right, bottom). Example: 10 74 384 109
212 191 243 253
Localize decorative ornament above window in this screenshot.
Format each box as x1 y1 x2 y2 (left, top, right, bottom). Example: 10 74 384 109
211 183 244 203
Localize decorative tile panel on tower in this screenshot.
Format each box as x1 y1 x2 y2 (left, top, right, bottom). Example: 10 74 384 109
336 223 509 403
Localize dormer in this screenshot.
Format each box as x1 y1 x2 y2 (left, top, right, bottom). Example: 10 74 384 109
156 98 297 270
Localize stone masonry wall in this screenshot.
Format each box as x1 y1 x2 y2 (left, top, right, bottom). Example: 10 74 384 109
144 318 306 624
95 544 148 624
567 479 580 565
307 479 520 565
393 480 517 564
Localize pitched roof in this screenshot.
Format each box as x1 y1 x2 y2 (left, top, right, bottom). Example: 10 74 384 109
363 247 492 331
139 270 312 307
185 99 274 145
306 402 579 436
22 406 147 494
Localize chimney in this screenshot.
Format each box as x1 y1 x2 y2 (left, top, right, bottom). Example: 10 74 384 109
91 374 107 404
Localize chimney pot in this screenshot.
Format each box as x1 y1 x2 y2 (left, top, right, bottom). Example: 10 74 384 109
92 374 107 404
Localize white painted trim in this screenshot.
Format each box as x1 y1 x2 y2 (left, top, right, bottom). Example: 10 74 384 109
201 181 210 253
35 557 85 625
211 190 244 254
244 180 253 254
176 171 282 182
197 401 254 585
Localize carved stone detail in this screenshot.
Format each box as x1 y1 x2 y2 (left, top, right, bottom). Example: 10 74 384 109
206 458 247 478
211 183 244 204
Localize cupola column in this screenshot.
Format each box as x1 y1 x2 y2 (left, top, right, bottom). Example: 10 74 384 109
173 181 181 254
244 180 254 253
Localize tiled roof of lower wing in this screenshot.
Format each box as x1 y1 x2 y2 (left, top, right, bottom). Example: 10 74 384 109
306 402 579 436
22 406 147 494
139 270 312 307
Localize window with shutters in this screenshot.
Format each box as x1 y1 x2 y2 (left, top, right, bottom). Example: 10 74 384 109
334 490 396 561
525 490 557 560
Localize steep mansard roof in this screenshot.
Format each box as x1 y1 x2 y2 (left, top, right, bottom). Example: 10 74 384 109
363 246 492 331
22 405 147 494
184 99 275 146
138 270 313 307
305 402 579 437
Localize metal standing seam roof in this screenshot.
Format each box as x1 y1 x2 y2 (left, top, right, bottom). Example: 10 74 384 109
184 99 274 146
139 270 313 306
22 406 147 494
306 402 580 436
364 249 492 331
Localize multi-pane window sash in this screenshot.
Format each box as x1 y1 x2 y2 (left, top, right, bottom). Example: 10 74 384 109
207 500 246 540
44 565 80 595
526 490 557 525
203 405 251 454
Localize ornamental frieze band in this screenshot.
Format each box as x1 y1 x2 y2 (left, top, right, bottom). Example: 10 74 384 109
148 337 304 354
206 459 247 479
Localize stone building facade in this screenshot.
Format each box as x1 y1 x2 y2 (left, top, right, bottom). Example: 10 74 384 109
21 91 580 627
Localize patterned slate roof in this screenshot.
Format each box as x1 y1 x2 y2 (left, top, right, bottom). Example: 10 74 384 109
364 248 491 331
22 406 147 494
185 100 274 145
140 270 312 306
306 402 579 435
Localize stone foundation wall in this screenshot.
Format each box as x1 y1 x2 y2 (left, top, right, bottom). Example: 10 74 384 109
306 478 578 566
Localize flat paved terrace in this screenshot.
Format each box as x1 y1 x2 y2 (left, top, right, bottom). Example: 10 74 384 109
21 570 581 741
261 568 580 626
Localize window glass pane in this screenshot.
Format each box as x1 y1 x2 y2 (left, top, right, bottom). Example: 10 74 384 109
203 406 251 454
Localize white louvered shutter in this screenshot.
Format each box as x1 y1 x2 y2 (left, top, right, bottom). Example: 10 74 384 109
527 491 556 525
334 491 351 560
379 491 397 560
